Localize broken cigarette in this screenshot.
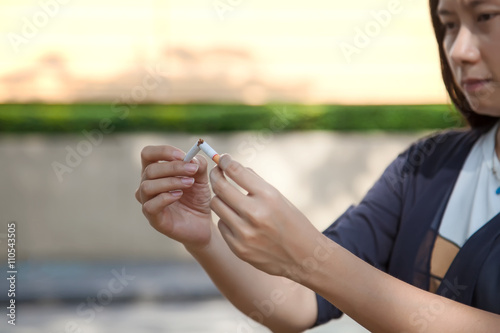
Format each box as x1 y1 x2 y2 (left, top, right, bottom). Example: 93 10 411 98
183 139 220 164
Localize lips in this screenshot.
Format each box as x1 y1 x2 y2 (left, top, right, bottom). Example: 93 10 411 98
461 78 492 93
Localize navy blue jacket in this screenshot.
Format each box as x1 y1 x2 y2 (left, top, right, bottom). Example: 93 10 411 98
315 127 500 325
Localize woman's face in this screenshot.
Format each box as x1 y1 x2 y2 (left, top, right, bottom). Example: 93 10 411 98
438 0 500 116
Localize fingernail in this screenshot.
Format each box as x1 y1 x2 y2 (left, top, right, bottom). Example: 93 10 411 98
184 163 199 173
170 190 183 197
219 154 230 165
181 177 195 185
173 151 184 160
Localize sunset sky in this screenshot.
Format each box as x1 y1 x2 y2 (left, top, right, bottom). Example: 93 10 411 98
0 0 450 104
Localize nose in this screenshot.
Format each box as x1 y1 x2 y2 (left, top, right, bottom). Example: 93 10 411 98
449 27 480 65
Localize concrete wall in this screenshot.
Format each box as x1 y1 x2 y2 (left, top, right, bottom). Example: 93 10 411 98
0 131 423 262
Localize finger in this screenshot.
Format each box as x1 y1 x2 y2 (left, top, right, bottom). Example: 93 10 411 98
210 195 245 238
140 145 185 172
191 156 209 185
142 160 199 181
139 177 195 203
142 190 183 218
247 167 265 181
217 219 235 238
217 154 265 195
209 165 249 217
135 188 141 203
217 219 240 254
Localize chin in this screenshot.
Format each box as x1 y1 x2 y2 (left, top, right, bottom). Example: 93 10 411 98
466 97 500 118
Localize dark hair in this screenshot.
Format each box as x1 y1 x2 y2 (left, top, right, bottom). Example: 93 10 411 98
429 0 498 128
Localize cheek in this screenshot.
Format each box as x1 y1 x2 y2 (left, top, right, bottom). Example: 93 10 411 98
480 26 500 74
443 38 455 65
442 39 461 80
482 44 500 76
443 37 453 59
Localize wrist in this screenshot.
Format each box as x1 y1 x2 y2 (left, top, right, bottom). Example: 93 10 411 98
282 232 339 285
184 220 219 256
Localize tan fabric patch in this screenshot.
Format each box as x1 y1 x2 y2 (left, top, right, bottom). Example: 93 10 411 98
429 235 460 293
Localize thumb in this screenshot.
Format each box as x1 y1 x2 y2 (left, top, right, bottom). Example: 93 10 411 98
191 156 209 184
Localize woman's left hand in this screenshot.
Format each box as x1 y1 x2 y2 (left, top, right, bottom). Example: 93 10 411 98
209 154 323 277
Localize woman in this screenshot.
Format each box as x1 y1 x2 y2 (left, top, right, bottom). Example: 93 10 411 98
135 0 500 331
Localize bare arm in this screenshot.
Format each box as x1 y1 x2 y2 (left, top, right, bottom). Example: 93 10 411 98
304 235 500 333
209 154 500 333
187 225 317 333
136 146 317 332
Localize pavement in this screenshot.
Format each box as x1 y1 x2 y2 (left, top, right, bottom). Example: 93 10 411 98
5 298 369 333
0 261 369 333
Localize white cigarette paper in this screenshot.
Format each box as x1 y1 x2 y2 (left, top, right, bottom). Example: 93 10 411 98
199 141 220 164
183 139 220 164
183 143 201 162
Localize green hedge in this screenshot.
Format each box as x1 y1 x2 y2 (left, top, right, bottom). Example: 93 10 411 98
0 103 466 133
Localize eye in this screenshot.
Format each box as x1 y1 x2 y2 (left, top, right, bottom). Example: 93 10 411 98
442 21 458 32
477 13 498 22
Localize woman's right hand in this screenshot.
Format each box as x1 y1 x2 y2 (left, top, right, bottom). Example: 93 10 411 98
135 145 213 250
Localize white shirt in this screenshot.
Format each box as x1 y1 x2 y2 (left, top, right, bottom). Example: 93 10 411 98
439 121 500 247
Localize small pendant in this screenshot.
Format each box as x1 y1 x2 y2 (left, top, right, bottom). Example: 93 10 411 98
497 187 500 195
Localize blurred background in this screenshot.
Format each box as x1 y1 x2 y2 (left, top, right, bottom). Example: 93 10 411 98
0 0 464 332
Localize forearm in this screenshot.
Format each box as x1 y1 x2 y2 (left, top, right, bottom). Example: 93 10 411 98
303 234 500 333
187 223 317 332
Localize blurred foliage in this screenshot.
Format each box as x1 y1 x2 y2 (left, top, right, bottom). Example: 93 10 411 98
0 103 466 133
